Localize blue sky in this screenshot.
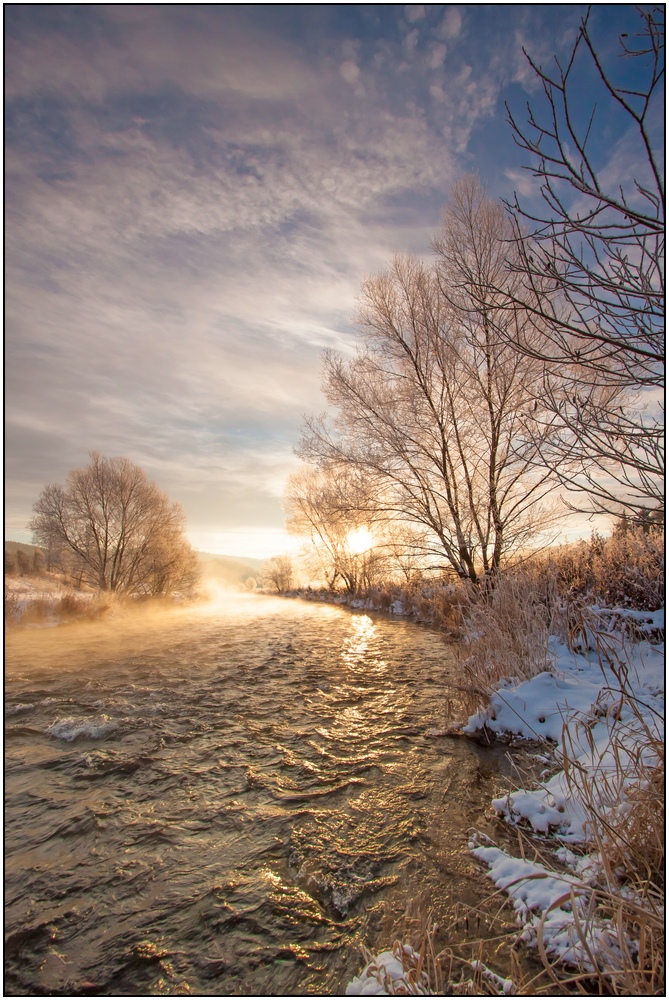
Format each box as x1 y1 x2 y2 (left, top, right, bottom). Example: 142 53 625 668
5 4 654 557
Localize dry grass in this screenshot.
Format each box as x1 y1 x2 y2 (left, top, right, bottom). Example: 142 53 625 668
444 528 663 712
357 543 664 996
54 593 111 620
546 622 665 996
358 902 553 995
4 584 113 626
4 590 23 625
453 571 559 706
21 597 53 623
536 526 663 612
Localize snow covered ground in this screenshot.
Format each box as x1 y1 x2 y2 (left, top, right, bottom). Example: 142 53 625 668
4 574 98 626
347 607 664 995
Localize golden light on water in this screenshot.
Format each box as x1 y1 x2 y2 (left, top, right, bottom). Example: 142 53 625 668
346 527 375 555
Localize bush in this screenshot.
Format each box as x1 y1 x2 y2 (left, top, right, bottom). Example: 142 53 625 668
539 528 663 611
16 550 30 576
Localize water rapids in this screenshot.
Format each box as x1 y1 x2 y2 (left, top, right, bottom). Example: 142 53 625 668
5 594 521 996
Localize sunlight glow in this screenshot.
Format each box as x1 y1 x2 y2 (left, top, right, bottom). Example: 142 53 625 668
346 527 375 555
187 528 302 561
341 614 376 670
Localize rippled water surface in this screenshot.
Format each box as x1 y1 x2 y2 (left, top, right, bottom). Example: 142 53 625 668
6 595 519 996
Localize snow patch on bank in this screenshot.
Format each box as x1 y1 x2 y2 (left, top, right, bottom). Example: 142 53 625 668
345 945 431 996
465 609 664 975
464 633 663 841
347 606 664 992
468 842 632 972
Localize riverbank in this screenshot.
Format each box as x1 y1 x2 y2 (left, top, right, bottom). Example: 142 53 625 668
4 573 108 626
347 604 664 995
4 572 203 628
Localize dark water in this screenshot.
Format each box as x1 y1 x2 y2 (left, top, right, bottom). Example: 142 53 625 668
5 595 521 996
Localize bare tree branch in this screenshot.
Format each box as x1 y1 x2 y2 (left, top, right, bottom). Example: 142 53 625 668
500 6 664 520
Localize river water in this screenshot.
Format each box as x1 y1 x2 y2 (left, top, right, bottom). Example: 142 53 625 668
5 594 522 996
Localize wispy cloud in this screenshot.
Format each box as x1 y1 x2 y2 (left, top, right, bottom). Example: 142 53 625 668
6 4 596 553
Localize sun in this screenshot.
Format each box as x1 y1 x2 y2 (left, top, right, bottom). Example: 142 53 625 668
346 527 375 555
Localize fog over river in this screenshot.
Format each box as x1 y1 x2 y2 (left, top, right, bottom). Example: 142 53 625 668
6 594 523 995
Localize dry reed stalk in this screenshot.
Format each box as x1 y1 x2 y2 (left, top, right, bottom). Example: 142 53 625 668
529 609 664 995
455 571 561 704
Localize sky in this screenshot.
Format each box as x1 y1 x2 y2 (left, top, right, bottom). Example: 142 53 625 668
5 4 654 558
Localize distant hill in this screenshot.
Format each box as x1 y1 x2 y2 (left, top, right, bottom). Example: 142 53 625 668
197 552 264 587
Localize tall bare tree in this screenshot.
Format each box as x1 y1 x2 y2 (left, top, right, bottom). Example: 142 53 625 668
30 452 199 595
300 179 561 585
284 464 365 591
503 6 664 519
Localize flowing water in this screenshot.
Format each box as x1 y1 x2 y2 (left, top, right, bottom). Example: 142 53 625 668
5 594 523 996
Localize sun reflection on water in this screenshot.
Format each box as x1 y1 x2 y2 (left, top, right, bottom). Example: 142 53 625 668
341 614 375 670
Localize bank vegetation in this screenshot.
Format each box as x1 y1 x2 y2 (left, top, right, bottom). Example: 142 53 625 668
294 8 663 993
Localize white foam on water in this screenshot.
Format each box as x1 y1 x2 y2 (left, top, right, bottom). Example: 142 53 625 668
6 703 35 715
46 714 118 741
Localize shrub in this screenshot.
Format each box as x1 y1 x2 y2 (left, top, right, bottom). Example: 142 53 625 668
538 528 663 611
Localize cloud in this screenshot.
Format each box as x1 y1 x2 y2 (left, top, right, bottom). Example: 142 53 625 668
426 42 447 70
6 6 317 104
503 167 537 199
440 7 463 40
404 5 426 24
339 59 361 85
403 28 420 58
5 4 604 552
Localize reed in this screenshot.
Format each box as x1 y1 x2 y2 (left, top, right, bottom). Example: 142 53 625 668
454 570 560 705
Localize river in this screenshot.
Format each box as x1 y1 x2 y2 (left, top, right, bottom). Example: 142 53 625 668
5 594 524 996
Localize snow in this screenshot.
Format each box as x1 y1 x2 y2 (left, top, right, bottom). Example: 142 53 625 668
470 961 514 995
346 946 432 996
465 609 664 973
468 841 634 972
348 605 664 992
464 633 664 842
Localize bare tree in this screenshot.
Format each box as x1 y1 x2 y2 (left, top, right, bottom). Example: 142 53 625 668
286 462 446 590
30 452 199 596
284 464 378 591
300 180 561 585
261 554 294 594
503 6 664 519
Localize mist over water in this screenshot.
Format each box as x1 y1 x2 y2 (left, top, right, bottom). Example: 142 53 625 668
6 595 520 996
